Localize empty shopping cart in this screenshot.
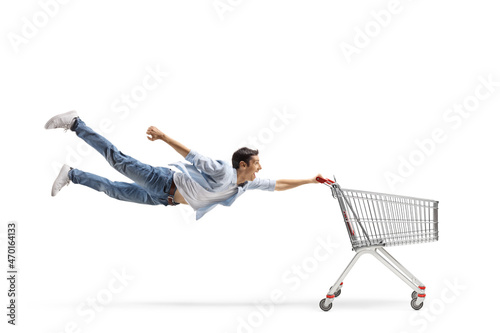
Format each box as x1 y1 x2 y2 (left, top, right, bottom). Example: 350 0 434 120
316 176 439 311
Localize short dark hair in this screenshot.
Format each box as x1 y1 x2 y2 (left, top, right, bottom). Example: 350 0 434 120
232 147 259 169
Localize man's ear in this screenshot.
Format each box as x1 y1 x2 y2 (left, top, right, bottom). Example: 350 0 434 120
239 161 247 169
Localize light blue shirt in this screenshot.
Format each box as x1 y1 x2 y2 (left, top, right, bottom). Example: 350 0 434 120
169 150 276 220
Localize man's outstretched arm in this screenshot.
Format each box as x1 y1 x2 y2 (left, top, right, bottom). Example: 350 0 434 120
275 174 322 191
146 126 190 158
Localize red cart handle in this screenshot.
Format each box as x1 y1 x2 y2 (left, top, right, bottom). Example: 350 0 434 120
316 176 335 185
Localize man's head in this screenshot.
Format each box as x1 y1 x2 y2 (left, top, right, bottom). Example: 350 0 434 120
232 147 261 182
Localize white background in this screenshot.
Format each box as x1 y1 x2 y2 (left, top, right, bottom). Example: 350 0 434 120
1 0 499 332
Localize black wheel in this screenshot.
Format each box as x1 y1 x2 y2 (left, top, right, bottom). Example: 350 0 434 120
411 291 417 299
335 289 342 298
411 298 424 310
319 298 333 312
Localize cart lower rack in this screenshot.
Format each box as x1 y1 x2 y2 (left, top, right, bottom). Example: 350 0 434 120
316 177 439 311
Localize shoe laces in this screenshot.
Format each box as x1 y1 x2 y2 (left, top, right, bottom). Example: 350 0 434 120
63 118 76 132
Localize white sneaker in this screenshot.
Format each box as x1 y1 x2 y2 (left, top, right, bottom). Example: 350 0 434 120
44 111 78 130
52 164 72 196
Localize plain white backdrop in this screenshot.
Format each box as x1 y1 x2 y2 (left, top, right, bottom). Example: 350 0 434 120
1 0 499 332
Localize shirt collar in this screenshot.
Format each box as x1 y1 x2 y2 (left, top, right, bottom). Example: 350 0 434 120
231 168 248 187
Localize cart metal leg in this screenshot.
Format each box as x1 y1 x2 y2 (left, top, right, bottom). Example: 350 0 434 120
320 246 427 311
377 248 426 294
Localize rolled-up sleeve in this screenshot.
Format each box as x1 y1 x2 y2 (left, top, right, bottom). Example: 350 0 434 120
247 178 276 191
185 149 197 163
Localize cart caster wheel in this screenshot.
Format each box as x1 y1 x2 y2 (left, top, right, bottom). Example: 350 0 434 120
319 298 333 312
334 289 341 298
411 298 424 310
411 291 417 299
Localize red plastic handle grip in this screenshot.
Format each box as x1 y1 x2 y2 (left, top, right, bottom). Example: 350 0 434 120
316 177 335 184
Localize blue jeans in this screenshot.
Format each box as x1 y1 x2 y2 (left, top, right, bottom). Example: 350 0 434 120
68 118 174 206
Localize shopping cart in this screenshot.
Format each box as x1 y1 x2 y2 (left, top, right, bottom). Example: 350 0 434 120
316 176 439 311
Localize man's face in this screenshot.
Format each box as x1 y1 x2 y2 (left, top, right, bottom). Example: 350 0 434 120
244 155 262 181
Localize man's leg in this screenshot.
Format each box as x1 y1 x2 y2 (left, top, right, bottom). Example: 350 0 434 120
69 169 161 205
71 118 171 195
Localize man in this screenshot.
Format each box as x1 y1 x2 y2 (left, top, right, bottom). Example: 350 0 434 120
46 111 322 220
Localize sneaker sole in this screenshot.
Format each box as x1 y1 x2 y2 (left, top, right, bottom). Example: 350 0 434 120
51 165 71 196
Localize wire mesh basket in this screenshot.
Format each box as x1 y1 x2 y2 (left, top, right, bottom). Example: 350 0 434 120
338 188 439 249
